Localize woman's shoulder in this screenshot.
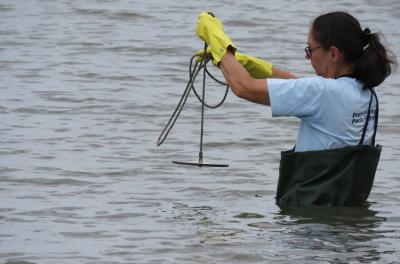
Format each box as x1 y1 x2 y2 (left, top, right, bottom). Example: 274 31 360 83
299 76 363 93
269 76 327 87
268 76 362 98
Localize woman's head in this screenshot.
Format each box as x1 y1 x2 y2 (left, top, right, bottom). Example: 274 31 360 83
309 11 396 88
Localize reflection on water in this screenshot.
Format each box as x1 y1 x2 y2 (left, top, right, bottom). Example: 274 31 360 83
1 0 400 263
275 205 386 263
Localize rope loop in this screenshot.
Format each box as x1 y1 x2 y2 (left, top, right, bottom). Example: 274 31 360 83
157 47 229 146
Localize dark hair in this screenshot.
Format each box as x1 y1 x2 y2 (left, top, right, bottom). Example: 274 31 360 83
312 11 397 89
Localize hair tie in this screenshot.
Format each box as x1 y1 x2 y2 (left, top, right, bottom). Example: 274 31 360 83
360 28 371 47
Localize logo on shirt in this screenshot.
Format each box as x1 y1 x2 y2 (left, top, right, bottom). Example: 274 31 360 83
352 109 376 127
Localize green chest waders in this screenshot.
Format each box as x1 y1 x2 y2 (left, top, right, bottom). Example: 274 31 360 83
276 89 381 207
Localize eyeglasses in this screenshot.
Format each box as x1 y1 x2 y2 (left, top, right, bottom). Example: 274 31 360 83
304 45 325 58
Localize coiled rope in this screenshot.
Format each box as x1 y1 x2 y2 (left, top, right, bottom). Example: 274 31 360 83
156 44 230 167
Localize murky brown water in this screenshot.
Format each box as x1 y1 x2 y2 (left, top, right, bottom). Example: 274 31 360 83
1 0 399 263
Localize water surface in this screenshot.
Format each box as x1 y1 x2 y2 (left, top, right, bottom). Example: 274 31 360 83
1 0 399 263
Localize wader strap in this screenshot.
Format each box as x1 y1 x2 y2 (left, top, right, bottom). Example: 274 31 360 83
359 89 379 145
371 89 379 146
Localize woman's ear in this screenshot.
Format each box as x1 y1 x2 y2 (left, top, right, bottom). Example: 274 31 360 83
330 46 342 63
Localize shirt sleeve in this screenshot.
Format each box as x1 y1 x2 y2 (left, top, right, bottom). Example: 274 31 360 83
268 77 327 118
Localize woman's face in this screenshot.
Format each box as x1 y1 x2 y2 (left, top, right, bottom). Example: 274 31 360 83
306 29 331 77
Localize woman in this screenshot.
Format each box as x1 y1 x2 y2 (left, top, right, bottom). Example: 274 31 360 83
196 11 396 207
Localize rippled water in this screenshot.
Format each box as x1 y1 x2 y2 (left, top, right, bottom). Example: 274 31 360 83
1 0 400 263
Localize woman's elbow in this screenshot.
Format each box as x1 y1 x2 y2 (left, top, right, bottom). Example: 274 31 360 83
230 78 251 99
229 77 269 105
231 84 247 99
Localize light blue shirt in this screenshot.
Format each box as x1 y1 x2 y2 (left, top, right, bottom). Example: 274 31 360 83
268 76 377 152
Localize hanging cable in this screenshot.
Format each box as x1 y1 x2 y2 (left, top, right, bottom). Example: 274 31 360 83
156 46 229 147
156 42 230 167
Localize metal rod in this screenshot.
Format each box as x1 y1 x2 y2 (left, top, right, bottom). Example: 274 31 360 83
198 43 207 165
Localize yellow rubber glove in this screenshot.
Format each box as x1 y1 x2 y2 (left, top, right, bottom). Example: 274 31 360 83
196 12 236 65
194 47 216 65
195 48 273 79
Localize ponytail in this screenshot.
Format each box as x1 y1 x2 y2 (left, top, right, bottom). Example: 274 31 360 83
353 31 396 89
312 12 397 89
